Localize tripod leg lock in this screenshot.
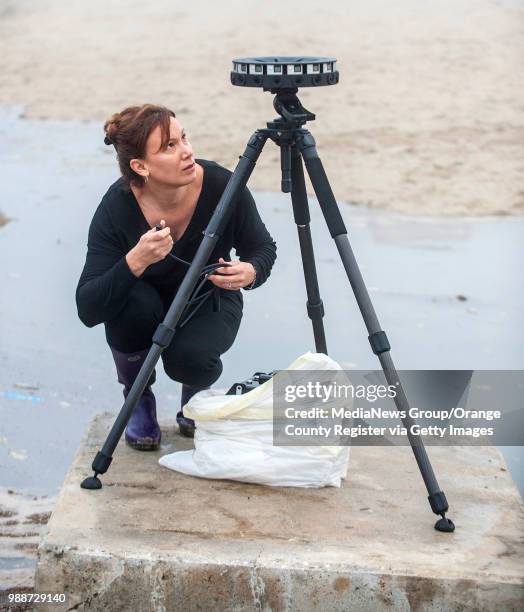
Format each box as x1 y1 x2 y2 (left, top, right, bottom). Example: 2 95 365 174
153 324 175 348
428 490 449 515
296 132 317 154
368 330 390 355
91 451 112 476
307 300 325 321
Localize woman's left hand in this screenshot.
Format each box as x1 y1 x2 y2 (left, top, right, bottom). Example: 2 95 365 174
208 257 256 290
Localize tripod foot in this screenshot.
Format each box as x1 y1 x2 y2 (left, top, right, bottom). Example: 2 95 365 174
435 514 455 532
80 474 102 490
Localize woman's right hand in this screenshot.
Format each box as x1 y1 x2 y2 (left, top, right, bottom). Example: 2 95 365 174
125 219 173 277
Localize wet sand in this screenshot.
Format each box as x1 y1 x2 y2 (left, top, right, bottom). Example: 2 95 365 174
0 0 523 216
0 488 53 596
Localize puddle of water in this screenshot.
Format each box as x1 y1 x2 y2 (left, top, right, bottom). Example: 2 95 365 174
0 557 36 570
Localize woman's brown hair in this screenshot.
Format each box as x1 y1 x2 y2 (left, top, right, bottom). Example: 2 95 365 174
103 104 176 188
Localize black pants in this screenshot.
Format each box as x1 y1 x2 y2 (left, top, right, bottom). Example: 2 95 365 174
105 281 243 387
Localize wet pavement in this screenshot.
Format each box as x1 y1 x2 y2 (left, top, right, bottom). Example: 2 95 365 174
0 104 523 586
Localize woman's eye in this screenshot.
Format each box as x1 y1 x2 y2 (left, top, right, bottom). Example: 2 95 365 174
167 134 187 148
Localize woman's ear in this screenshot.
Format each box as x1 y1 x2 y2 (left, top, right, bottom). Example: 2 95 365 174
130 158 148 178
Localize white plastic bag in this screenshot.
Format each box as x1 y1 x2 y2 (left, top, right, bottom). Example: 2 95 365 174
159 352 351 487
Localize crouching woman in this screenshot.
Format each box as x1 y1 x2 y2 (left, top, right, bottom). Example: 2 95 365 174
76 104 276 448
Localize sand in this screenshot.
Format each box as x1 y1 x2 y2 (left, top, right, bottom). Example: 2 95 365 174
0 487 54 592
0 0 523 217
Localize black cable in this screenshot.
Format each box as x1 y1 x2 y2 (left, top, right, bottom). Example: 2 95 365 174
154 224 231 327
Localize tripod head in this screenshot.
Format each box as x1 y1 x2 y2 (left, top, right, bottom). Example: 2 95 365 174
271 89 315 128
231 56 338 130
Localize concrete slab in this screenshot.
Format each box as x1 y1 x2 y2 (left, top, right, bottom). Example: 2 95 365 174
34 413 523 611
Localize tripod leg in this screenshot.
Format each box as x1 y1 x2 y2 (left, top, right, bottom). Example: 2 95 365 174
297 131 454 532
289 146 328 354
81 131 269 490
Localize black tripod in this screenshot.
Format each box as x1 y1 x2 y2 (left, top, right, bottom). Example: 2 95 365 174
81 90 455 533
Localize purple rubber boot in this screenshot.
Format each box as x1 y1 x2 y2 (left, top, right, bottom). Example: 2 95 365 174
177 384 209 438
110 346 161 451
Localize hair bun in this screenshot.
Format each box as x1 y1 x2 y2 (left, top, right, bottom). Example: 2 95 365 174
103 112 122 147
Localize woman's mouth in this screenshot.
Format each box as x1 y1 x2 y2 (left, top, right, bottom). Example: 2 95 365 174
182 162 195 172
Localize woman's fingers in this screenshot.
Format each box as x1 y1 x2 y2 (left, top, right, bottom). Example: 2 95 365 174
142 226 171 260
208 274 233 289
152 227 171 239
208 265 250 289
152 219 166 232
215 257 234 275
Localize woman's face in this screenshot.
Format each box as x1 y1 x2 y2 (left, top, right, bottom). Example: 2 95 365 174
140 116 196 187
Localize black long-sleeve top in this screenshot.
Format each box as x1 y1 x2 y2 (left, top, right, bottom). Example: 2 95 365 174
76 159 277 328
